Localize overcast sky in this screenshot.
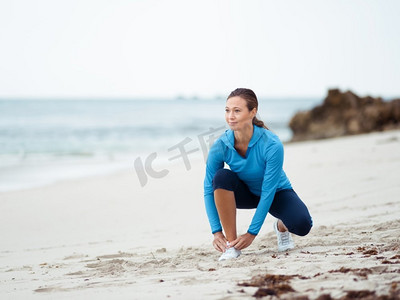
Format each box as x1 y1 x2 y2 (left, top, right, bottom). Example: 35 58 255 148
0 0 399 99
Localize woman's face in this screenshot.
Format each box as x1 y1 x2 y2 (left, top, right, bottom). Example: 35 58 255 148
225 96 256 131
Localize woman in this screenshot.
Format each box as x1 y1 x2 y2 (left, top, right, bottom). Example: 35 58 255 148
204 88 312 261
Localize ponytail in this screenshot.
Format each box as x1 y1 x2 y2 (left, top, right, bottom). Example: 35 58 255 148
253 116 269 130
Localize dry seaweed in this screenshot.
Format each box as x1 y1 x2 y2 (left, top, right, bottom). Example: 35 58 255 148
238 274 298 298
315 295 333 300
328 267 373 278
238 274 296 287
253 284 295 298
341 290 375 299
363 249 378 256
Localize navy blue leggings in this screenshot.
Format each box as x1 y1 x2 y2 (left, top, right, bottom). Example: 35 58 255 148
212 168 312 236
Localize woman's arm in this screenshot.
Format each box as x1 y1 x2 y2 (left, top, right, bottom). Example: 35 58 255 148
203 141 224 234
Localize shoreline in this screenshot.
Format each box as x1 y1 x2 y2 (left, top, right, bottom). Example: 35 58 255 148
0 149 205 193
1 130 400 299
2 127 398 194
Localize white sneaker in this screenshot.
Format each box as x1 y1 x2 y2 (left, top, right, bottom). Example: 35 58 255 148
273 220 295 252
218 242 241 261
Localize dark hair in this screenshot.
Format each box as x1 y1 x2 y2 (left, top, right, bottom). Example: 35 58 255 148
227 88 269 129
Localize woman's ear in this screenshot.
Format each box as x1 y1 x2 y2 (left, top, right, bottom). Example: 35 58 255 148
251 108 257 118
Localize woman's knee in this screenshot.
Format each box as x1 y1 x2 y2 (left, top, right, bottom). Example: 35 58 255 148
212 168 238 191
290 215 313 236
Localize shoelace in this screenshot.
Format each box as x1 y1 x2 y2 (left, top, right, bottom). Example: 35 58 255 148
226 248 236 254
279 231 291 245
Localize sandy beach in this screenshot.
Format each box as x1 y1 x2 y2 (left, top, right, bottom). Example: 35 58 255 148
1 130 399 299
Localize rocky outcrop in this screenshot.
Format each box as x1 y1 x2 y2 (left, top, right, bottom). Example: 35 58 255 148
289 89 400 142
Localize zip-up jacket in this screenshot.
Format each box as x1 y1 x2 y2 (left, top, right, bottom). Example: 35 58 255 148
203 125 292 235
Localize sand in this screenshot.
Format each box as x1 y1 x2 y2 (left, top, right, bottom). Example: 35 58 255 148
1 130 399 299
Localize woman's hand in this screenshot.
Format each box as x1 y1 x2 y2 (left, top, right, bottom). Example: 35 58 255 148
213 231 228 253
229 233 256 250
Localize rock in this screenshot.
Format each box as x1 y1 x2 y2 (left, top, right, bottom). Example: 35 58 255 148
289 89 400 142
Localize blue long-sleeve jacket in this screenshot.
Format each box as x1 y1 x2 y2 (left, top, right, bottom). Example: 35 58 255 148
203 125 292 235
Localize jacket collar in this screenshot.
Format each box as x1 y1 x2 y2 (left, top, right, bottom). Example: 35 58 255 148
221 124 263 150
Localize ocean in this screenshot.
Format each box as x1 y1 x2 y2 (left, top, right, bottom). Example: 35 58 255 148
0 97 321 191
